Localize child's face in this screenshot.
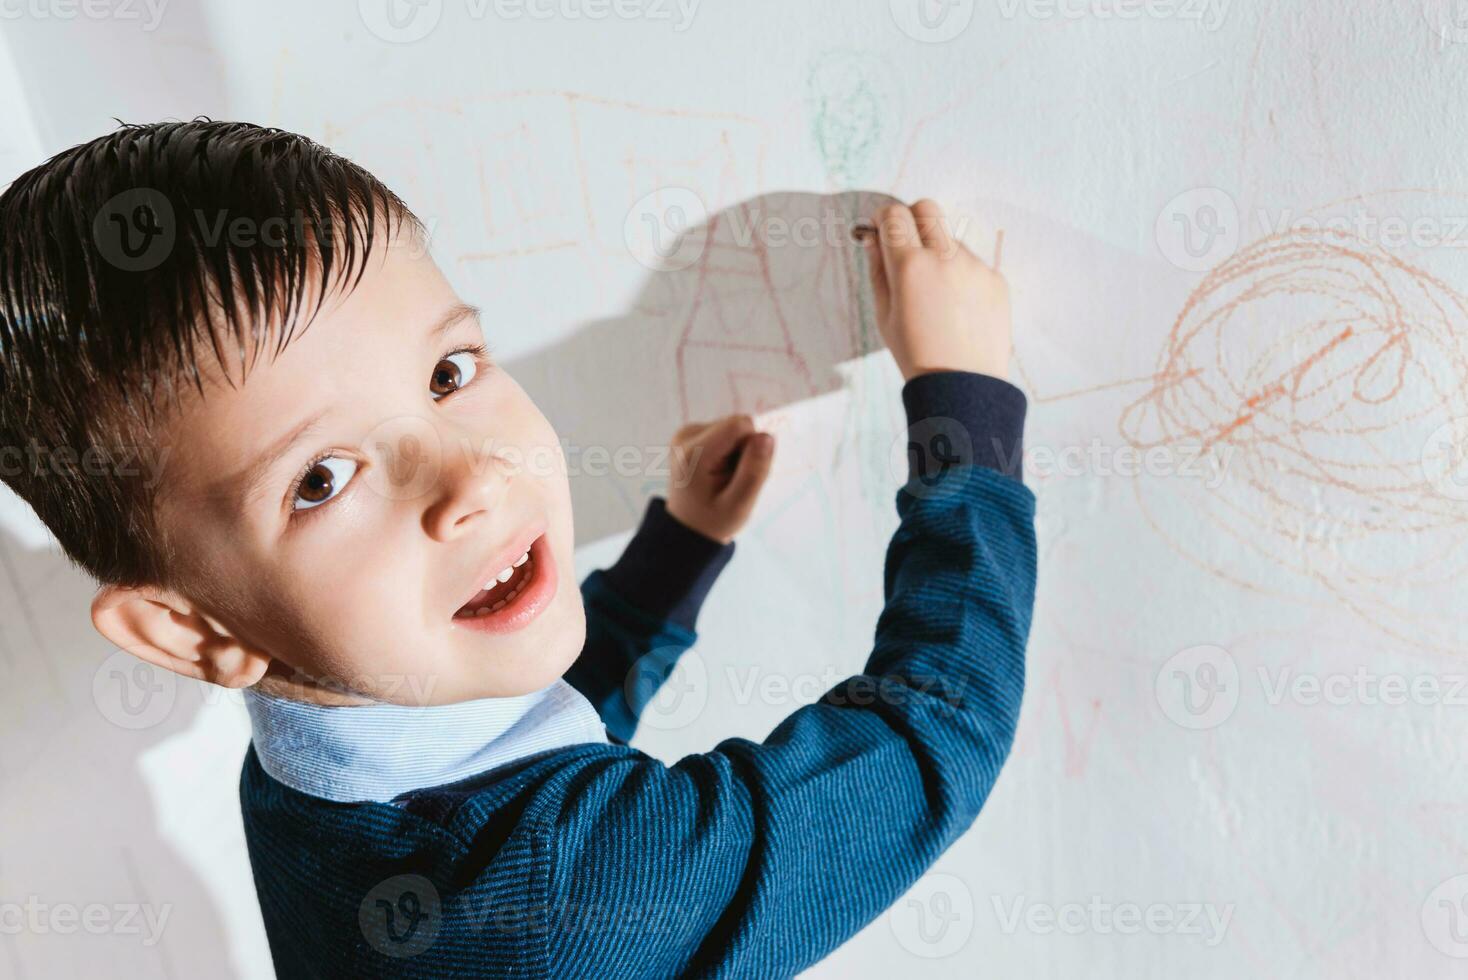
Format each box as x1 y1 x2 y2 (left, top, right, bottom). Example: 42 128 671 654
147 227 586 705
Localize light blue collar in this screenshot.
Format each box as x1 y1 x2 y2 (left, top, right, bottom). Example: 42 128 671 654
242 679 608 804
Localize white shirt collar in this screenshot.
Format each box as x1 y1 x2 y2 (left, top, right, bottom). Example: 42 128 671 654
242 678 608 803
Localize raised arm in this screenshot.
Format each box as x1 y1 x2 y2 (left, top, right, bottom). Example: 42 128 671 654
541 199 1034 977
543 369 1033 978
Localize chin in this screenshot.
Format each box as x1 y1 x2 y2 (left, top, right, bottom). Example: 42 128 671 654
467 595 586 701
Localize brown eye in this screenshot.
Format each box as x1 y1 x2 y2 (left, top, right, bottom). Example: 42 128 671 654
292 457 357 512
299 463 332 503
431 351 478 399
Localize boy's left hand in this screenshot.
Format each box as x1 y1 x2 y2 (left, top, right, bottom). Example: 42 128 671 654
665 414 775 545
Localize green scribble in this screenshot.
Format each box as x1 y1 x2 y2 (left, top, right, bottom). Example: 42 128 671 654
806 49 890 185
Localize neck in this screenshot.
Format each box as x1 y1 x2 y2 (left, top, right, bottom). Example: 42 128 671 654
251 662 379 706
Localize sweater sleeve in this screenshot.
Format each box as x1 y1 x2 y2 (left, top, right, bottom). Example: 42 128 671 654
565 497 737 742
542 372 1036 978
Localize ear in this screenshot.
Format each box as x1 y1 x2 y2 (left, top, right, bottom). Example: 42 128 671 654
90 584 274 689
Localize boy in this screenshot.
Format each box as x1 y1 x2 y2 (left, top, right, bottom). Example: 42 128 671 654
0 120 1034 977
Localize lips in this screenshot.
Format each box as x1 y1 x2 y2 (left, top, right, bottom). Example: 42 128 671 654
449 531 558 635
453 522 547 619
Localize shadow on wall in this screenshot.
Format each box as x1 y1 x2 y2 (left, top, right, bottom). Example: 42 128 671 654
508 189 899 546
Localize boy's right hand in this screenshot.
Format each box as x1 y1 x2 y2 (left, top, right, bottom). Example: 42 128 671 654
862 199 1012 382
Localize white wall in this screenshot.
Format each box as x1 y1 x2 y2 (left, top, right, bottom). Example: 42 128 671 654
3 2 1468 976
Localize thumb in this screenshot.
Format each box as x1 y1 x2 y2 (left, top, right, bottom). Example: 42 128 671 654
720 432 775 505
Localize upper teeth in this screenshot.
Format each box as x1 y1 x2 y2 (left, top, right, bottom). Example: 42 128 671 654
484 550 530 589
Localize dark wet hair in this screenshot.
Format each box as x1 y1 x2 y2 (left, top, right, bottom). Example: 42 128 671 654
0 118 421 595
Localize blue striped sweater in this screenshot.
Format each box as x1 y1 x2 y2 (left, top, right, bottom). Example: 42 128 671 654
239 370 1036 978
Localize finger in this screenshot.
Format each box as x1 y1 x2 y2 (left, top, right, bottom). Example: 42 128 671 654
674 420 711 444
873 202 922 256
719 431 775 504
863 235 890 322
691 414 756 475
872 203 920 294
910 198 955 254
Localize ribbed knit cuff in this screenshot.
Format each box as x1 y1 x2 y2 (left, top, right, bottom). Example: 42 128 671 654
599 496 736 632
900 370 1028 482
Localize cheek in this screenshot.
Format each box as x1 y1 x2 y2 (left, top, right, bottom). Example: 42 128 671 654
276 550 424 664
497 389 564 481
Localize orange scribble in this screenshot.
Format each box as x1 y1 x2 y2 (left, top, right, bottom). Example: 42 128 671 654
1121 223 1468 654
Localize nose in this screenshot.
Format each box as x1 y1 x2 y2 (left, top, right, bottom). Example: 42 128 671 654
422 427 513 542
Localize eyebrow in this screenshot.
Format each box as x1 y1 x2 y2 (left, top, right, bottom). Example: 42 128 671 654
234 302 483 512
237 411 330 511
430 302 482 342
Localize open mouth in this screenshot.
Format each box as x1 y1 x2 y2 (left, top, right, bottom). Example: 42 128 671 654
449 531 558 635
454 542 539 619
